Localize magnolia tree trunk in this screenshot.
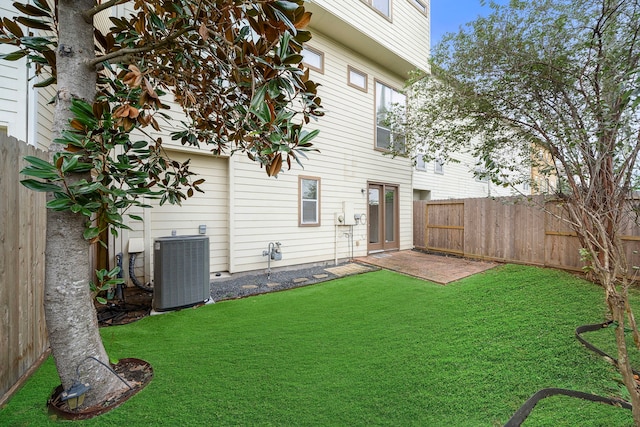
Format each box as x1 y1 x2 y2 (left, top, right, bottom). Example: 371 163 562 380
44 0 127 407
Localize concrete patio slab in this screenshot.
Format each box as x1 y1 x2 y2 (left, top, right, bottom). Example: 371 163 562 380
325 263 374 276
356 250 498 284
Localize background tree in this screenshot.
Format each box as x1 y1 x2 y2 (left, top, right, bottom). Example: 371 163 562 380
0 0 322 408
396 0 640 422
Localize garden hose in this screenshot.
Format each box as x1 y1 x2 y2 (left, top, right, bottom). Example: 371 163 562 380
504 321 634 426
128 252 153 293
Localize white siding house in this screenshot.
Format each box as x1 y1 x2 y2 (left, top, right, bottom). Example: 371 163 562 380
0 3 54 150
3 1 506 283
114 0 432 281
412 149 530 201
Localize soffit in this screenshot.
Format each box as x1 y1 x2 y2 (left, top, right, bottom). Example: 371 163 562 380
305 2 416 79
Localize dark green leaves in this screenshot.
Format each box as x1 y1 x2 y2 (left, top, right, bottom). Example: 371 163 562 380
12 2 50 17
16 16 51 31
1 4 56 81
0 50 26 61
92 267 124 304
20 179 62 193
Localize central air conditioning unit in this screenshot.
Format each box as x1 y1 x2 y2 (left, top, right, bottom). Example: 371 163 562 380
153 235 210 311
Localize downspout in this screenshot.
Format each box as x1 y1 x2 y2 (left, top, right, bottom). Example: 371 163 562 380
228 154 236 273
334 223 338 265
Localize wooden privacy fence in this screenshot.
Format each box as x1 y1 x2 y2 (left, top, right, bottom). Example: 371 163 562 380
414 196 640 271
0 133 49 406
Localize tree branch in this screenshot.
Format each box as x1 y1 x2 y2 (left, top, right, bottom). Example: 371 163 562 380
82 0 127 23
87 26 193 68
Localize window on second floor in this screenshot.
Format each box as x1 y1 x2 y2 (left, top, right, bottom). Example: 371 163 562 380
301 46 324 73
375 81 406 151
348 66 368 92
409 0 428 15
415 155 426 171
434 159 444 174
363 0 391 18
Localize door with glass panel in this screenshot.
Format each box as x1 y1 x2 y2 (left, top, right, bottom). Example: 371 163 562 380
368 183 399 252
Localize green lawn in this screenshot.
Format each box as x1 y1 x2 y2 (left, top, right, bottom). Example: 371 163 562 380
1 264 638 426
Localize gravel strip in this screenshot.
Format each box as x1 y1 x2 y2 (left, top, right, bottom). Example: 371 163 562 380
210 262 377 301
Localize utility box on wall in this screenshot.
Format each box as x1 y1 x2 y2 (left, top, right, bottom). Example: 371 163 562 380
343 201 355 225
153 235 210 311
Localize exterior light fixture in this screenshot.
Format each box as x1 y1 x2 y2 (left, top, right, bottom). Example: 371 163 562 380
58 355 131 411
60 381 90 410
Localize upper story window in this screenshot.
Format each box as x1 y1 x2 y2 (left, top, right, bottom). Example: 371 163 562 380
409 0 428 15
434 159 444 174
415 155 426 171
301 46 324 73
299 176 321 226
348 66 368 92
375 81 406 151
362 0 391 18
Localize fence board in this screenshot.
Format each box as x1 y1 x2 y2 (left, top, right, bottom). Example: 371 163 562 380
515 200 546 265
425 201 464 254
413 195 640 272
413 201 425 247
0 133 48 406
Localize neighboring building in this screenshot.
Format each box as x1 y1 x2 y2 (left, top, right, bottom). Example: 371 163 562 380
530 145 559 195
412 151 495 201
0 2 53 150
412 149 531 201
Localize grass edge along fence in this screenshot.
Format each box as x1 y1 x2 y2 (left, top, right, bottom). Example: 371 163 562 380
413 195 640 272
0 132 49 407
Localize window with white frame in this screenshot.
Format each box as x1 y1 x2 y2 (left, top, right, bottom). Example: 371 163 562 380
415 154 426 171
363 0 391 18
434 159 444 174
375 81 406 151
299 176 320 226
348 66 367 91
409 0 427 14
301 46 324 73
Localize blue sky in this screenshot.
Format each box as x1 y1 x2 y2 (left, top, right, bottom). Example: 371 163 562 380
430 0 509 47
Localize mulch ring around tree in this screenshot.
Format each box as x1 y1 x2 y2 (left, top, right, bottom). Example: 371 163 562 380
47 358 153 421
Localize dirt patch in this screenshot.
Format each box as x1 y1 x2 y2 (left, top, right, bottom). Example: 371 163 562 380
96 286 152 326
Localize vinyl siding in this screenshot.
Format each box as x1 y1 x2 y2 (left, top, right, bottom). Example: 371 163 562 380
0 4 28 142
110 21 418 274
228 30 414 273
308 0 430 73
412 150 528 200
0 54 26 139
112 151 229 282
1 2 423 278
0 3 54 150
34 79 55 150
